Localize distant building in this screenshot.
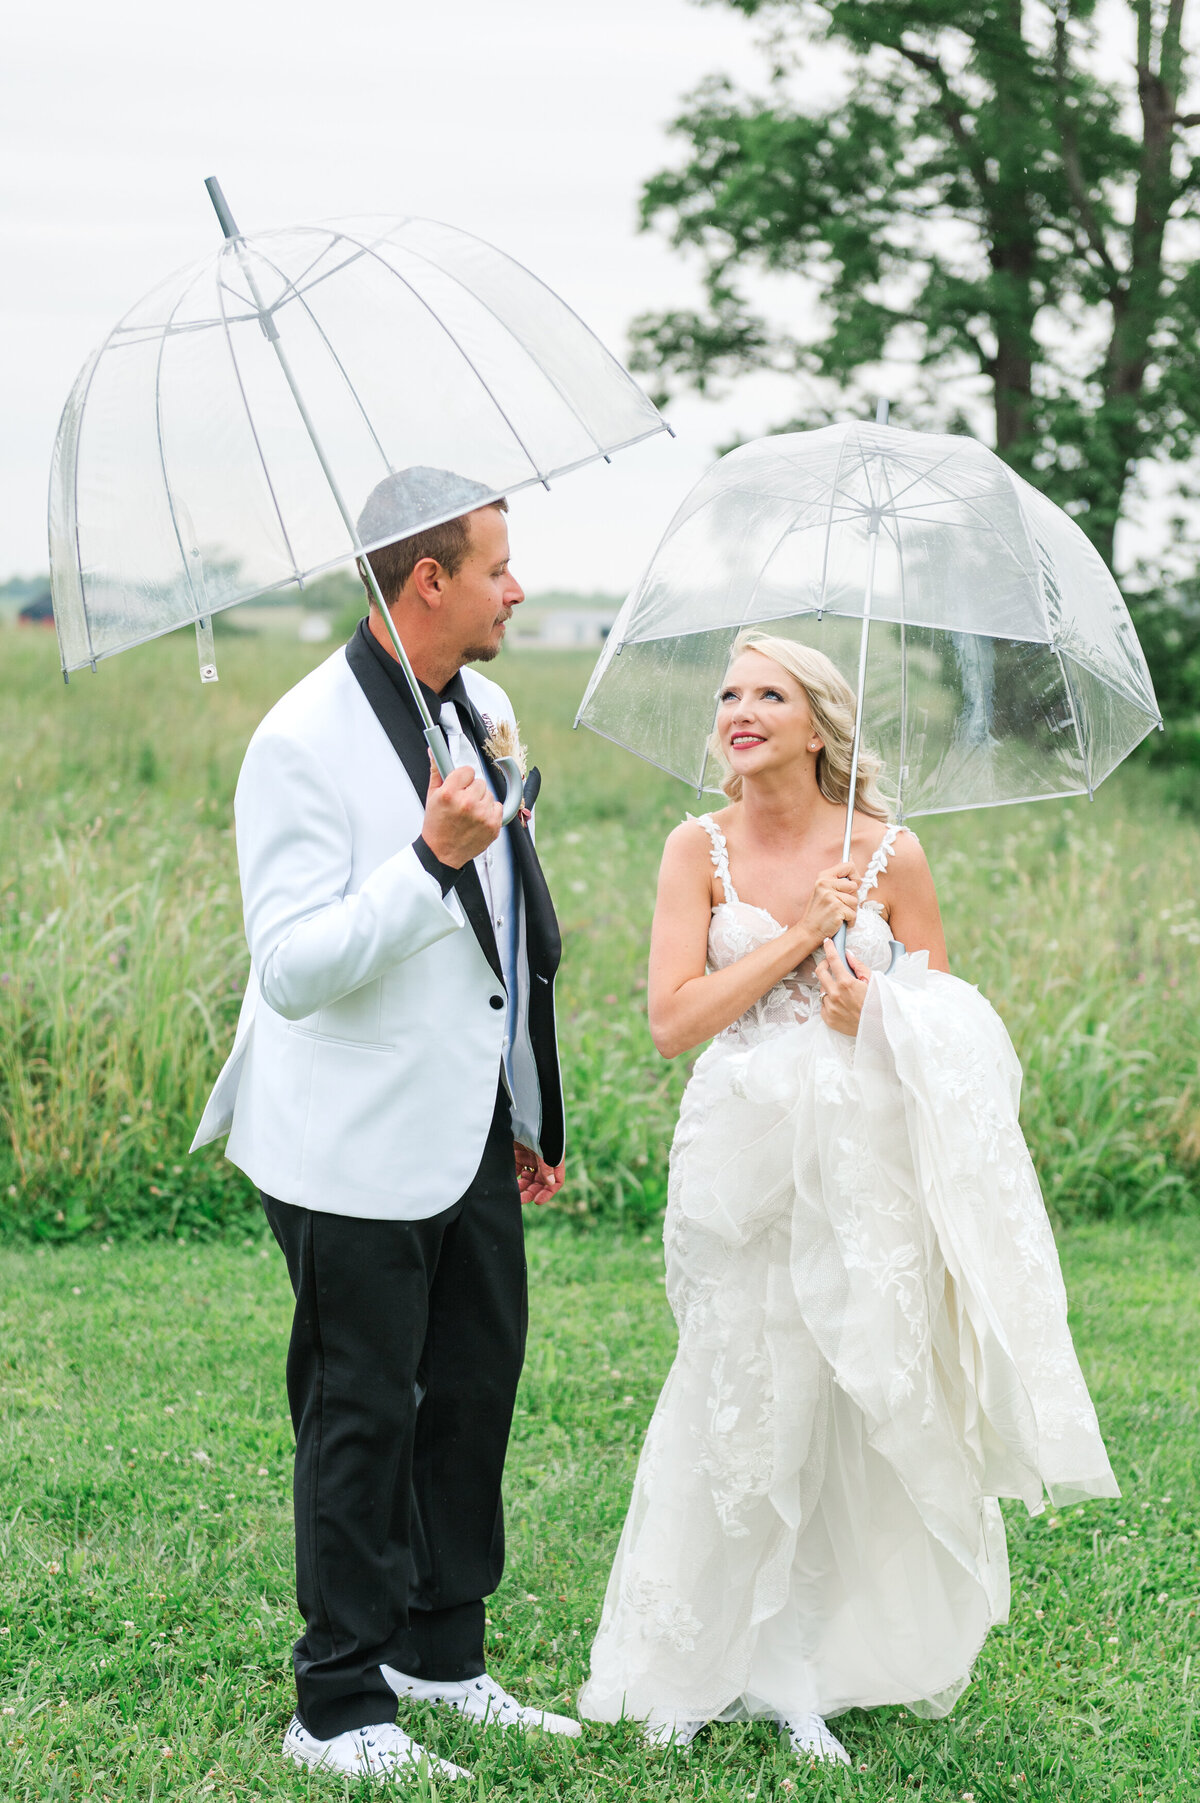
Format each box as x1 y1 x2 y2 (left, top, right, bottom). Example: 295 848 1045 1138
509 606 619 650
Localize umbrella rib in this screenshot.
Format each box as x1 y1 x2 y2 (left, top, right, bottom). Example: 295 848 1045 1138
251 223 397 313
63 336 113 671
213 260 305 586
1006 465 1161 719
1005 462 1064 650
818 431 853 607
153 273 214 628
1053 648 1093 796
874 451 910 817
395 219 661 459
743 510 820 628
241 239 393 475
353 229 612 463
330 227 555 485
263 232 354 303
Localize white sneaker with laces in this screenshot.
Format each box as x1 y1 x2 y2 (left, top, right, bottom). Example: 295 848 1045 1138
382 1665 582 1737
642 1717 706 1748
281 1714 472 1781
780 1713 851 1765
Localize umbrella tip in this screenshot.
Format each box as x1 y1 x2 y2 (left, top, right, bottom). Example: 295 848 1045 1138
874 397 890 426
204 177 241 241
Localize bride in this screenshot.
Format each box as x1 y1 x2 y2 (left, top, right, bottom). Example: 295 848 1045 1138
579 633 1118 1765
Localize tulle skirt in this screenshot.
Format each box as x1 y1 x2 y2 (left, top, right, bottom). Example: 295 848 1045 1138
580 955 1118 1729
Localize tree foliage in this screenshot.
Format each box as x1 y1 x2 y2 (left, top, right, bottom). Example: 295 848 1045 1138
632 0 1200 569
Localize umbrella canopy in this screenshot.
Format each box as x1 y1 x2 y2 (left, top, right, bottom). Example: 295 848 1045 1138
49 209 667 675
576 421 1160 819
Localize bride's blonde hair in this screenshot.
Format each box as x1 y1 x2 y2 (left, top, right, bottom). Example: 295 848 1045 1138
716 632 891 821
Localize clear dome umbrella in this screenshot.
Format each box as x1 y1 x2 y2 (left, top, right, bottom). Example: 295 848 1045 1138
578 410 1160 841
49 178 670 821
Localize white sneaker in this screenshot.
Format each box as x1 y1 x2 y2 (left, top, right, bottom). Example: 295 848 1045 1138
781 1713 851 1765
642 1717 706 1748
281 1714 472 1781
382 1665 582 1737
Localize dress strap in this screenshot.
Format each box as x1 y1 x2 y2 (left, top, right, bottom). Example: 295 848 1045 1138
686 812 739 906
858 822 914 901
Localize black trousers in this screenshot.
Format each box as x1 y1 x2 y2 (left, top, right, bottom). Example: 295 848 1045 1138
262 1081 527 1740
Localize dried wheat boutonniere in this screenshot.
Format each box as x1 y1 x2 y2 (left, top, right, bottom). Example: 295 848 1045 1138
481 715 528 777
481 713 536 823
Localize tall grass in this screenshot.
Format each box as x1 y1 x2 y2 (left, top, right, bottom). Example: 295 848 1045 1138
0 628 1196 1238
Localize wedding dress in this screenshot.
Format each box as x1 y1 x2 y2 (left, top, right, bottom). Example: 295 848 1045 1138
581 817 1118 1732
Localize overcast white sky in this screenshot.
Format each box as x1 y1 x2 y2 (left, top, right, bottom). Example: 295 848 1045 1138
0 0 823 596
1 0 1171 596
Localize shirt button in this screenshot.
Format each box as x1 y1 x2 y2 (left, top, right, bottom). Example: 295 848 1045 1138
489 995 504 1010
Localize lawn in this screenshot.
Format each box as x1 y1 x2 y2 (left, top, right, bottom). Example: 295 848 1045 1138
0 1219 1196 1801
1 623 1199 1799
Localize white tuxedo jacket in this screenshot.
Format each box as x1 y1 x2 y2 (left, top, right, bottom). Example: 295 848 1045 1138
192 637 563 1220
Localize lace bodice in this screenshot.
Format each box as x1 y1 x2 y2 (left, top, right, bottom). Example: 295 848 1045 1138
690 813 911 1046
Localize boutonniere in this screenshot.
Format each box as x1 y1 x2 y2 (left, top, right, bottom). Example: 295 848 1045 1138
481 714 536 824
481 714 528 777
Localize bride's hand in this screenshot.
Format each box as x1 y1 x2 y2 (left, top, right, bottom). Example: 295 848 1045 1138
816 938 870 1036
798 863 859 948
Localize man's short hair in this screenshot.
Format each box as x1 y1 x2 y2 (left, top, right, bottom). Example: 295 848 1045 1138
355 467 508 607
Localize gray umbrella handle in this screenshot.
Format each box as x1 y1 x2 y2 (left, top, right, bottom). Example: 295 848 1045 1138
831 923 905 974
493 756 525 826
426 727 522 825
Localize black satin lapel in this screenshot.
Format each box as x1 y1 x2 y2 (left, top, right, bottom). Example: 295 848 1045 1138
343 635 504 984
345 630 436 809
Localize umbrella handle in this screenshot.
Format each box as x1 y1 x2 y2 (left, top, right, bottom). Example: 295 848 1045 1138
424 728 523 826
831 925 906 976
493 756 525 826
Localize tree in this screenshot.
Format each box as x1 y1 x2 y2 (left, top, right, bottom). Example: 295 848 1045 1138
632 0 1200 570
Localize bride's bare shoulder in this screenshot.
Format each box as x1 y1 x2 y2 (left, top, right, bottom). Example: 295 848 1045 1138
660 815 723 892
663 815 714 860
880 825 937 894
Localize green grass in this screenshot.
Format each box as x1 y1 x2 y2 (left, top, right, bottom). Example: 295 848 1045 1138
1 627 1198 1237
0 1218 1196 1800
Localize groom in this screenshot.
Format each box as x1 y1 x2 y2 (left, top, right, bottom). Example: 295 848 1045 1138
193 469 574 1782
